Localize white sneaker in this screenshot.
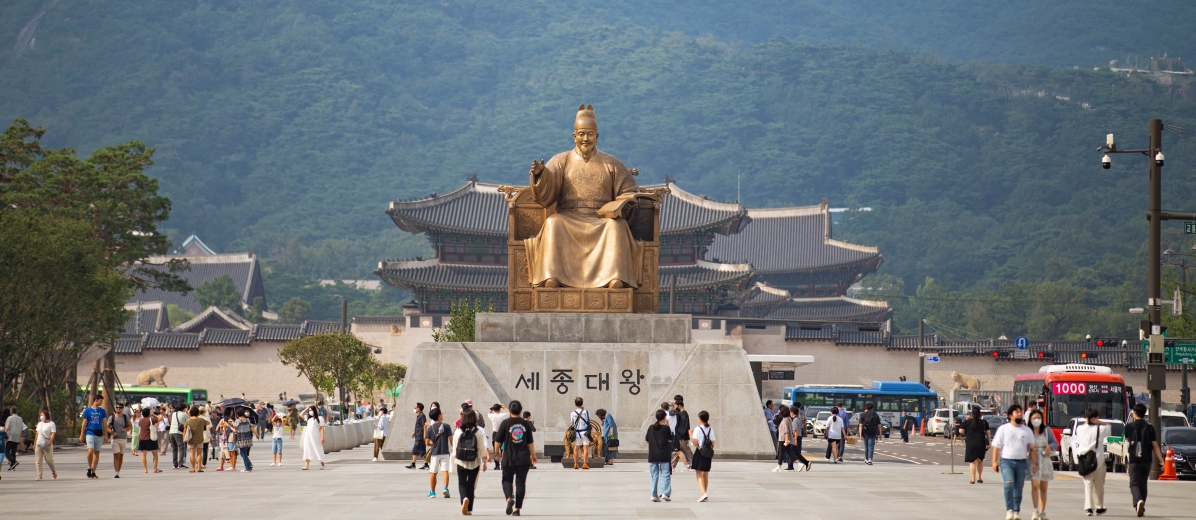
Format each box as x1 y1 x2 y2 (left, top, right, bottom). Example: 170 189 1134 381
1006 510 1014 520
1012 512 1022 520
269 463 276 467
771 466 781 472
371 457 377 462
1040 511 1049 520
651 497 661 502
1030 511 1039 520
662 495 671 502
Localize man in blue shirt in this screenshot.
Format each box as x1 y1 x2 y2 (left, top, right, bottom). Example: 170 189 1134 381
764 401 777 445
79 396 107 478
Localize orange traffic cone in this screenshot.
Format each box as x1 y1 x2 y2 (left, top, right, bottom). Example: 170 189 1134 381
1159 447 1179 481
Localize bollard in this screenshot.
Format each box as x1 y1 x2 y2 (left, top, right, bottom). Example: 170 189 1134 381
1159 446 1179 481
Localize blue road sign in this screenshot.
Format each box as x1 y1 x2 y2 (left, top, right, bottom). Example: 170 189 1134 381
925 355 940 363
1015 336 1029 350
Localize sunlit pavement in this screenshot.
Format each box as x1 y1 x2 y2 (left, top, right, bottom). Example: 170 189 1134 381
2 437 1192 519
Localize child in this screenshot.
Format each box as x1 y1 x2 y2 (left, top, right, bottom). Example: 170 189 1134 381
271 416 284 467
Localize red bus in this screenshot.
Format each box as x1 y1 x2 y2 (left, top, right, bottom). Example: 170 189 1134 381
1012 364 1128 443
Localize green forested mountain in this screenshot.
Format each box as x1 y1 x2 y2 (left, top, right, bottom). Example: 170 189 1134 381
3 1 1196 332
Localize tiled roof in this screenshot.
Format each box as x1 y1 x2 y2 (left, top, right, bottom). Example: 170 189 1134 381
766 297 892 322
143 332 200 350
352 316 405 324
122 301 169 334
128 253 266 313
706 202 881 273
660 260 754 290
199 328 252 346
113 334 146 354
173 306 253 333
741 283 790 307
376 258 508 291
252 324 303 342
386 180 749 238
303 321 344 335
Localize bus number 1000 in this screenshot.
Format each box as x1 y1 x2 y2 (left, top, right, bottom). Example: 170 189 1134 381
1051 382 1087 395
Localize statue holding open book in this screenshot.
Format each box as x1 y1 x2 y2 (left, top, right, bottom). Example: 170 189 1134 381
525 104 657 289
501 105 665 312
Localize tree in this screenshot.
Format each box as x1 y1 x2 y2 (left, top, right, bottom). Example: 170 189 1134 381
0 119 189 294
279 296 312 324
277 335 334 400
278 332 374 410
194 275 241 311
0 211 129 410
432 299 494 342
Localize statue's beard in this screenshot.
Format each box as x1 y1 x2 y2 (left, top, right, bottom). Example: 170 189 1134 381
576 143 596 160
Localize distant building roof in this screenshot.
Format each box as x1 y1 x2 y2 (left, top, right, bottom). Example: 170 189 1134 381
129 253 266 314
706 199 881 274
385 180 749 238
172 234 217 256
123 301 170 334
765 297 892 322
173 306 253 333
318 280 382 291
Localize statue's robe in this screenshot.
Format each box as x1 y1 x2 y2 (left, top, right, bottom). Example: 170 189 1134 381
524 148 643 288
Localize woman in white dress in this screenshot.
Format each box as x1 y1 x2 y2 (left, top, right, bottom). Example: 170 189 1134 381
301 406 326 470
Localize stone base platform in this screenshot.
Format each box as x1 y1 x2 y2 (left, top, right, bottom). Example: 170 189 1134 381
382 313 774 461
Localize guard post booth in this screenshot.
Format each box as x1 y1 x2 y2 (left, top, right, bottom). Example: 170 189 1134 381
748 354 815 405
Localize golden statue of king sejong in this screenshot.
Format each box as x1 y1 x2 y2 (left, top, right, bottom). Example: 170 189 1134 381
524 105 644 289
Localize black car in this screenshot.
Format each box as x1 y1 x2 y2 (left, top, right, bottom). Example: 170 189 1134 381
1161 427 1196 477
982 414 1008 431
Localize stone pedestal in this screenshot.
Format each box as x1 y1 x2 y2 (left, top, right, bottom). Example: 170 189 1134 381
382 313 774 460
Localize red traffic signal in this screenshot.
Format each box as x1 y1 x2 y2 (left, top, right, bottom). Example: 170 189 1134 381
992 351 1000 358
1080 352 1089 359
1037 352 1045 358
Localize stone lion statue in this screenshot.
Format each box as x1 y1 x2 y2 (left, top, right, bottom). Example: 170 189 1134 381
951 371 981 391
137 366 168 386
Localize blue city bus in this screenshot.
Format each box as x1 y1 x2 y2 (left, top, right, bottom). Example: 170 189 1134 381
783 381 938 428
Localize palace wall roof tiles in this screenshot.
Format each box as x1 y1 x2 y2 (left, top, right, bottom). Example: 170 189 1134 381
706 204 880 273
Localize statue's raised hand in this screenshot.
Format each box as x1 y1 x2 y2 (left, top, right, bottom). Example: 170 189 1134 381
530 159 547 178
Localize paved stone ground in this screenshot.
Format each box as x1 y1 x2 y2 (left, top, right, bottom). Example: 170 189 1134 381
2 437 1192 519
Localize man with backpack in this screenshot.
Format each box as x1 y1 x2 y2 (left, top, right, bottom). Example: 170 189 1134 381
425 408 453 499
670 396 692 471
496 400 536 516
570 397 592 469
1124 403 1164 517
859 402 882 465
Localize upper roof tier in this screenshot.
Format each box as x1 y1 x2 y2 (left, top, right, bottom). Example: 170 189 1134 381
706 199 881 273
131 253 266 313
386 180 748 237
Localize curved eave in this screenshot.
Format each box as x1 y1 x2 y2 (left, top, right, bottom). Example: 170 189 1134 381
754 254 883 276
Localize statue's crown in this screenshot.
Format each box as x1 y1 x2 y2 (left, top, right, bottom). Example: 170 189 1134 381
574 104 597 128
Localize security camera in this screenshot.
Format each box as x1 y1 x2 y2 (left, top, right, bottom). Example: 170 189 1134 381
1155 151 1165 167
1102 155 1111 169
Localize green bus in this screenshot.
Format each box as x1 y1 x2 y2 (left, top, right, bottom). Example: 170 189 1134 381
77 385 209 409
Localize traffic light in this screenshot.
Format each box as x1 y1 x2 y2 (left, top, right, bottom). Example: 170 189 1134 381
1182 387 1191 407
1093 338 1124 348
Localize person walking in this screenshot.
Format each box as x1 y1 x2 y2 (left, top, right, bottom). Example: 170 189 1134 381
137 407 162 473
1073 408 1110 516
287 404 300 440
598 409 618 465
570 397 593 469
496 400 536 516
900 409 915 443
670 396 692 471
488 404 508 470
825 406 845 463
106 402 131 478
1027 409 1056 520
79 395 107 478
773 405 794 472
408 402 428 469
184 406 209 473
373 405 390 462
426 407 453 498
452 408 490 515
130 404 141 457
764 400 778 446
217 412 237 471
301 405 325 470
992 404 1037 520
33 408 57 480
5 406 25 471
234 408 256 472
791 404 812 471
859 402 882 465
1124 403 1163 517
962 406 992 483
690 410 714 502
646 408 674 502
168 403 189 470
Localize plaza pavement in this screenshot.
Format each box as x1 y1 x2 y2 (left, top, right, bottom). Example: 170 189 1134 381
2 436 1193 519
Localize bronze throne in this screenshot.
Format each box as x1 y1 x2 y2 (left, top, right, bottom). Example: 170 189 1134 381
500 186 666 313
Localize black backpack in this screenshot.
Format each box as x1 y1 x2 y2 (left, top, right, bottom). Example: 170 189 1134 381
455 427 478 462
697 426 713 458
1127 421 1148 459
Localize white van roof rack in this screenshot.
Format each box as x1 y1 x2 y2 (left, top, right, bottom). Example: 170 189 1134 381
1038 364 1113 374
